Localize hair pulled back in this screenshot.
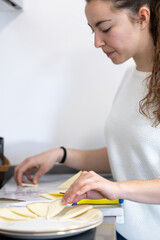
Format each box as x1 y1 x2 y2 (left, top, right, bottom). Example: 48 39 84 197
86 0 160 126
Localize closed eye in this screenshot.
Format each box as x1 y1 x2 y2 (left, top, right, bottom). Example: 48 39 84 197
102 27 111 33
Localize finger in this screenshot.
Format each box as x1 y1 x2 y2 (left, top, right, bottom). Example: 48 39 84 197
75 183 96 196
62 178 89 204
14 164 24 184
62 181 81 204
14 166 18 184
21 175 28 184
32 167 46 184
62 172 101 203
62 190 78 204
71 193 87 203
15 160 35 185
16 166 28 185
26 168 37 182
14 164 25 185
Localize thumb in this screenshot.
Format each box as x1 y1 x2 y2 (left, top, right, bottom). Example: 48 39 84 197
33 167 45 184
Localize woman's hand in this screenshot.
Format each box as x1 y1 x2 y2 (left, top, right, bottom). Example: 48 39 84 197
62 171 120 204
14 148 62 185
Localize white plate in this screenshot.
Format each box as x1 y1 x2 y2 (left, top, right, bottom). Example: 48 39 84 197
0 211 103 239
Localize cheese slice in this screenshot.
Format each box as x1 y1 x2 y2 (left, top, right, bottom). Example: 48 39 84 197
49 189 67 196
46 199 66 219
40 193 58 200
57 171 82 190
9 207 37 218
21 183 38 187
54 207 71 218
75 208 100 221
26 202 49 217
40 190 67 200
61 205 92 219
0 208 29 221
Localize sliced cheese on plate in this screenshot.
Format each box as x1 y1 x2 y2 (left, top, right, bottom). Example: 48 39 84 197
46 199 66 219
9 207 37 218
26 202 49 217
75 208 100 221
0 208 29 221
61 205 92 219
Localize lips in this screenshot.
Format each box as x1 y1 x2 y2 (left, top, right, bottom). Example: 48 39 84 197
106 51 115 57
103 49 115 57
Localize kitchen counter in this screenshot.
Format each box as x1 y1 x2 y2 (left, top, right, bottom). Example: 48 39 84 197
0 173 121 240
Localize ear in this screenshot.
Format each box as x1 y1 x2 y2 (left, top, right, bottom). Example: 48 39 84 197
138 7 150 30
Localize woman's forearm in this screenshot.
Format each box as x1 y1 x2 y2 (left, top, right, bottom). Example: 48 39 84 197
60 147 111 173
62 172 160 205
117 178 160 204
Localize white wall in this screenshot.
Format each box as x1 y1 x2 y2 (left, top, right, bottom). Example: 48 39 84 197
0 0 133 165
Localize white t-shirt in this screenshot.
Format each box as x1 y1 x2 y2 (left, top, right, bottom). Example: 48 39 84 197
105 65 160 240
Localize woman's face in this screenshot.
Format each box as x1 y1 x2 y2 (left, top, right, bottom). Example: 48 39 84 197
85 1 143 65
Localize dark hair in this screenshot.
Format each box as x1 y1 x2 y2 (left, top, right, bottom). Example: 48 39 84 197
85 0 160 126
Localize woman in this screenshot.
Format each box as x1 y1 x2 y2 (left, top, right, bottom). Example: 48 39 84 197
14 0 160 239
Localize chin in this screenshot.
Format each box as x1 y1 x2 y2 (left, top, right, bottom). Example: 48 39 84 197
111 57 129 65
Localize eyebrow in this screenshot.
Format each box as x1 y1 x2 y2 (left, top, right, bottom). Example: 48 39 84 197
88 19 111 28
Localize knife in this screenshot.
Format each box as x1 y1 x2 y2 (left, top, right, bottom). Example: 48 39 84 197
0 198 25 203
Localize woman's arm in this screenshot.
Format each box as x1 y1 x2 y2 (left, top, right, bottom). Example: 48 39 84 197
63 147 111 173
14 147 110 185
118 178 160 204
62 171 160 205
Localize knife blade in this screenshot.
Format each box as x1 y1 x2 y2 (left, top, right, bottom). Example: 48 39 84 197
0 198 25 203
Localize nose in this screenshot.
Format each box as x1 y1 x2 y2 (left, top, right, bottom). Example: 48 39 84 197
94 32 105 48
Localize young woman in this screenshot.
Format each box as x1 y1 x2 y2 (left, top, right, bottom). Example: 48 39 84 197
14 0 160 239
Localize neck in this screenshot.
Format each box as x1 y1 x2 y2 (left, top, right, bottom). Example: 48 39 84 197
133 34 155 72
